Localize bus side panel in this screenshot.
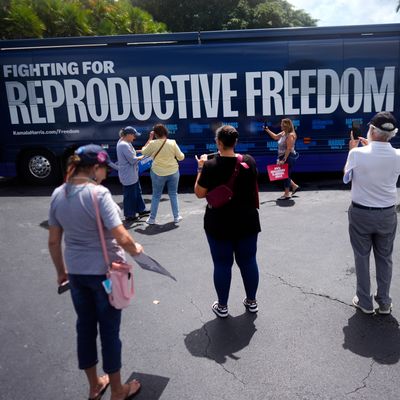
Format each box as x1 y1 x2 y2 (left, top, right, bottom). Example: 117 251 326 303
0 29 398 179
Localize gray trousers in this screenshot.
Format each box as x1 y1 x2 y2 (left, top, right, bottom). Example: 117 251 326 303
348 204 397 310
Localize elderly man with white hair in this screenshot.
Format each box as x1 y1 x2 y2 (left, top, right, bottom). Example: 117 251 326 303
344 111 399 315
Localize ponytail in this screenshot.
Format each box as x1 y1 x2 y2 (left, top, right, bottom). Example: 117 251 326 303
65 155 81 182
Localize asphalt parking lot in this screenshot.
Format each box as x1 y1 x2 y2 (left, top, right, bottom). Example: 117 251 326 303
0 174 399 400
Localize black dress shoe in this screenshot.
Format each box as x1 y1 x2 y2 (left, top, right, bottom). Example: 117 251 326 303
125 216 139 222
138 209 150 217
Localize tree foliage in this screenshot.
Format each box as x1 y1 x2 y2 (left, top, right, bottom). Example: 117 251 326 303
0 0 317 39
0 0 166 39
33 0 92 37
132 0 317 32
2 0 45 39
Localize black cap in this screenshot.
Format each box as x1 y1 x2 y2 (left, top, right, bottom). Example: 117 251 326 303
369 112 397 132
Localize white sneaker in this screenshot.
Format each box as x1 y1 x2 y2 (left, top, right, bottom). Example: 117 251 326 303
146 217 156 225
352 296 374 315
174 215 183 224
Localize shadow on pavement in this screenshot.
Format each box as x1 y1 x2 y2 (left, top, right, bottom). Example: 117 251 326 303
275 198 295 207
184 313 257 364
342 312 400 364
125 372 170 400
0 172 352 197
134 222 178 235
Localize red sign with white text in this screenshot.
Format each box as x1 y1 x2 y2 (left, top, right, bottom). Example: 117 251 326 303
267 164 289 181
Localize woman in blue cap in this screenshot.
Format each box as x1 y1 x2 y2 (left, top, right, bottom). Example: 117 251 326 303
48 144 143 400
116 126 149 222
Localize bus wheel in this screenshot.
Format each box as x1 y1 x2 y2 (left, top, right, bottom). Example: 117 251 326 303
19 150 61 185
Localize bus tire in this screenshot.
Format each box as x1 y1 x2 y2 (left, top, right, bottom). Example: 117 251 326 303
19 149 61 185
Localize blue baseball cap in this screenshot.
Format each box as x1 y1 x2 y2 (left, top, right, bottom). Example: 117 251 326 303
75 144 113 167
120 126 141 137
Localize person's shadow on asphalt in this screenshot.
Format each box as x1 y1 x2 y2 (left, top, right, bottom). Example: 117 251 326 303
124 372 170 400
342 313 400 364
184 313 257 364
275 198 295 207
133 221 178 235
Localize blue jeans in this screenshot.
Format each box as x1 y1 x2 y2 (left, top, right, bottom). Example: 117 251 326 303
279 152 298 189
206 233 259 306
123 181 146 218
149 169 180 220
69 274 122 374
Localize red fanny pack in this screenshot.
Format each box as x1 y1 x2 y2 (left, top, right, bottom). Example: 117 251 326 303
206 155 245 208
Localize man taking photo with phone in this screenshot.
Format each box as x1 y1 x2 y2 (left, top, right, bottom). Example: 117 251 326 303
344 112 399 315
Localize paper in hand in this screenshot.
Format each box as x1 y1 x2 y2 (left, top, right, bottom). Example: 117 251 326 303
133 252 177 281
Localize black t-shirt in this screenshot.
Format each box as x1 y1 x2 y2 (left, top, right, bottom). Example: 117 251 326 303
198 154 261 240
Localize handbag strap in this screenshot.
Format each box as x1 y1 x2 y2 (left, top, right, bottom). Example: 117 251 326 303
225 154 243 189
91 188 111 269
153 139 167 160
255 180 260 209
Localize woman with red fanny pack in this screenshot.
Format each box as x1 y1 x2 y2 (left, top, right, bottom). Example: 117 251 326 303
194 125 261 318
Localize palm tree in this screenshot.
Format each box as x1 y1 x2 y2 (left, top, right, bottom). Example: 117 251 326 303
3 0 45 39
33 0 92 37
0 0 166 39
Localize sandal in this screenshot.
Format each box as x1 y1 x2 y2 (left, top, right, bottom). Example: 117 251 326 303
111 380 141 400
291 186 300 195
278 195 291 200
89 375 110 400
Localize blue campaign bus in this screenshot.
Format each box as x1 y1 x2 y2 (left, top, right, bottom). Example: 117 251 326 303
0 23 399 184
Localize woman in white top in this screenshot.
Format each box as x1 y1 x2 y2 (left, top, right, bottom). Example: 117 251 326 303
141 124 185 224
264 118 300 200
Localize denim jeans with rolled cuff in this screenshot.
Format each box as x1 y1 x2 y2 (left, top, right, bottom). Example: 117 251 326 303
149 169 180 220
69 274 122 374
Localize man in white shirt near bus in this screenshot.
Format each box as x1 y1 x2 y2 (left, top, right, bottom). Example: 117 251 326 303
344 112 399 315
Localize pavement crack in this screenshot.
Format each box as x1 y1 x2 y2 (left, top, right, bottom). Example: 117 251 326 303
266 272 352 308
218 363 246 386
189 298 212 358
345 360 375 395
189 298 205 320
188 299 245 386
202 319 212 360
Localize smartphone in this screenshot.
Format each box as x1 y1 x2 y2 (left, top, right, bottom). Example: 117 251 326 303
207 152 218 160
263 121 268 130
58 281 70 294
102 278 112 294
351 121 362 139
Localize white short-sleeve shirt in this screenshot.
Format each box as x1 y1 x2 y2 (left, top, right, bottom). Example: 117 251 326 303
343 141 400 207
